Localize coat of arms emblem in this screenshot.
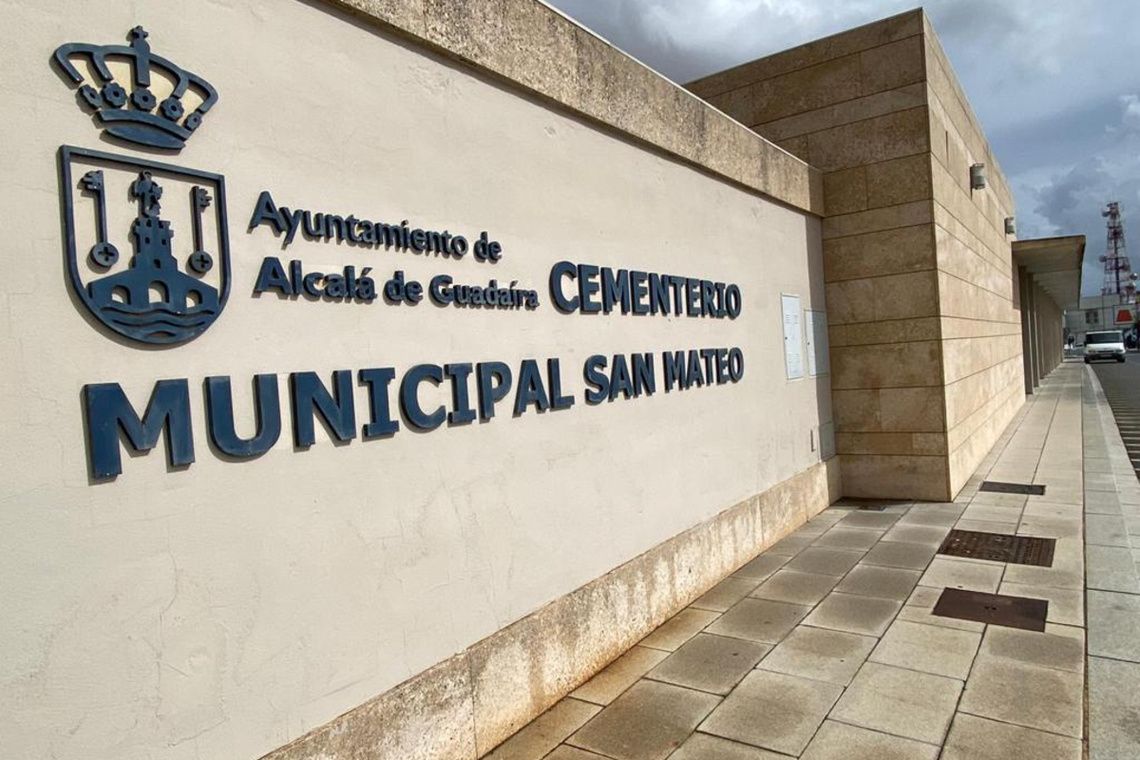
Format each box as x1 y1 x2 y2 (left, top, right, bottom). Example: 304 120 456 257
54 28 229 346
60 147 231 345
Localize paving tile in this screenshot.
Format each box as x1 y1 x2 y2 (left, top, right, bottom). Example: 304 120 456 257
1088 656 1140 760
1001 561 1083 590
832 499 912 513
545 746 611 760
881 503 918 513
757 625 875 685
785 547 865 576
942 713 1081 760
897 506 962 526
1086 490 1123 515
807 510 846 529
1086 514 1131 547
1015 514 1082 539
801 720 939 760
484 698 600 760
1035 490 1082 508
861 540 937 570
668 732 787 760
898 510 962 528
836 511 901 530
567 680 720 760
570 646 669 705
766 534 815 556
971 491 1028 508
692 578 761 613
881 524 951 545
813 527 884 551
897 586 984 632
1086 545 1140 593
997 582 1084 626
958 655 1083 737
979 624 1084 673
1085 457 1112 473
918 557 1002 593
750 570 838 605
1125 513 1140 535
802 592 901 636
731 553 790 583
960 504 1024 524
646 633 769 695
639 608 721 652
1087 589 1140 661
831 662 962 744
1086 472 1118 491
699 670 842 756
835 565 921 601
953 518 1017 535
1023 501 1083 519
869 618 980 679
705 598 811 644
1049 537 1086 571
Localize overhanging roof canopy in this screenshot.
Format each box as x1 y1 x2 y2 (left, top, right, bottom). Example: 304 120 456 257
1012 235 1085 311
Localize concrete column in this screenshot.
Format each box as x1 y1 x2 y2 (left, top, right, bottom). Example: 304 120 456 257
1034 284 1044 385
1019 267 1034 394
1033 283 1043 384
1027 277 1040 389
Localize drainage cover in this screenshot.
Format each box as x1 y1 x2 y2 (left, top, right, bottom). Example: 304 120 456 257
937 529 1055 566
979 480 1046 495
932 588 1048 631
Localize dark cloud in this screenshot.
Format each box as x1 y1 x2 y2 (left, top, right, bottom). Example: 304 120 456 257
1034 163 1110 235
546 0 1140 296
1018 94 1140 293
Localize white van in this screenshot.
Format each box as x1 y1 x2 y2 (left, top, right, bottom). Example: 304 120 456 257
1085 330 1126 363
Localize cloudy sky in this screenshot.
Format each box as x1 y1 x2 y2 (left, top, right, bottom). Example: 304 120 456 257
546 0 1140 295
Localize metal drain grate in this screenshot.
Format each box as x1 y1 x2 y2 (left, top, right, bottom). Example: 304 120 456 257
979 480 1046 495
932 588 1048 631
937 530 1055 566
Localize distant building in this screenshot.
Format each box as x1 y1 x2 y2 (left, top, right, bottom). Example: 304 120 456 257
1065 294 1135 344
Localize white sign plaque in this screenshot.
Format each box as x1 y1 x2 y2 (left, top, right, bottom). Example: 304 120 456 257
782 294 803 380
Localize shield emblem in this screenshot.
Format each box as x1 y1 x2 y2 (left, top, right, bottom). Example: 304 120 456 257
59 145 230 346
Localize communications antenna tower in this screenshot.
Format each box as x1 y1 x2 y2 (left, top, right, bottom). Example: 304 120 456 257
1099 201 1135 303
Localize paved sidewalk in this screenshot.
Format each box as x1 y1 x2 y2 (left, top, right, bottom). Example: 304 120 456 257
1083 367 1140 760
482 362 1119 760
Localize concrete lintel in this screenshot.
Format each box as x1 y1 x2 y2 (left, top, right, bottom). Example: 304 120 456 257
1013 235 1086 311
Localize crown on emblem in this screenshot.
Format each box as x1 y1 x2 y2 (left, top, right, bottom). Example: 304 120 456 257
53 27 219 151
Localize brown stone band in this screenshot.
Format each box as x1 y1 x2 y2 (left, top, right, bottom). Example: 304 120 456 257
264 460 839 758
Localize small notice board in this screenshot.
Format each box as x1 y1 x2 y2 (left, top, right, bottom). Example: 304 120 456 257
782 294 803 380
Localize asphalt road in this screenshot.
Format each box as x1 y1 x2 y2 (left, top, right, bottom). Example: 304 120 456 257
1090 351 1140 477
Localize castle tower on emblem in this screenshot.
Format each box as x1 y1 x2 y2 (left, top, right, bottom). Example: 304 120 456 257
86 172 220 342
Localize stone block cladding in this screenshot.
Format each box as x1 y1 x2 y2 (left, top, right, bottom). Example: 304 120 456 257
690 9 1023 500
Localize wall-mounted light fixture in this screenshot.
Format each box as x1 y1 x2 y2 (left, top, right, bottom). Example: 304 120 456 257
1004 216 1016 235
970 163 987 190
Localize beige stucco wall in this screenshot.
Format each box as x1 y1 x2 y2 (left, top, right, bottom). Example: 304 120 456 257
689 9 1023 501
0 2 833 759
